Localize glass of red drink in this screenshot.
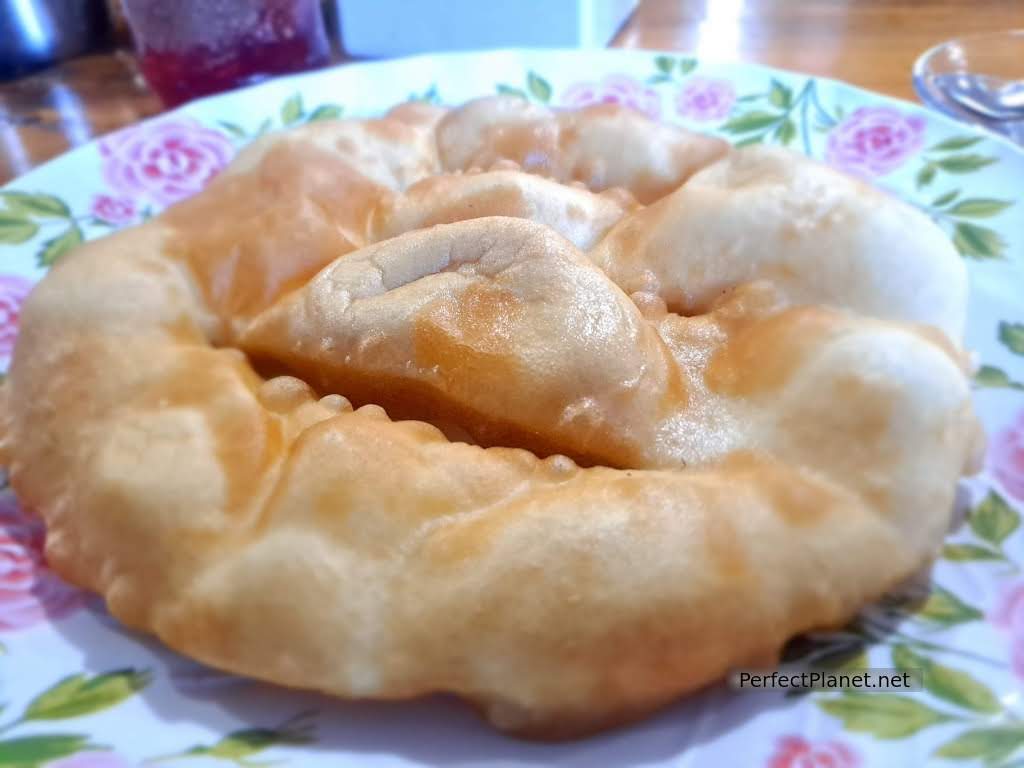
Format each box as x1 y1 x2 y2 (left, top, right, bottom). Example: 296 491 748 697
122 0 331 107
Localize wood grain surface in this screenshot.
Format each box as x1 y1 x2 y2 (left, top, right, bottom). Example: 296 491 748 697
2 0 1022 183
612 0 1024 100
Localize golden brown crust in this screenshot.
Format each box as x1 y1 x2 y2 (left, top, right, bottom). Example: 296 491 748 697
1 96 980 739
436 97 730 203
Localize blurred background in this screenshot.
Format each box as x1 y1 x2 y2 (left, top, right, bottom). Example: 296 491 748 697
1 0 1022 183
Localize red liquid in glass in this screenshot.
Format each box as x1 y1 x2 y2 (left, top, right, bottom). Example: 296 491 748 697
127 1 330 107
139 37 327 107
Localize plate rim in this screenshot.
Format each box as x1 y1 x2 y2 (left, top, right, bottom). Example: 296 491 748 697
4 46 1023 191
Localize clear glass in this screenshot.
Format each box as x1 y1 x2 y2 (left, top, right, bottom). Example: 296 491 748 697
913 30 1024 145
123 0 331 107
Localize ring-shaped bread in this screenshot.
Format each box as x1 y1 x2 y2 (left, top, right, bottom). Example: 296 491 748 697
0 97 981 739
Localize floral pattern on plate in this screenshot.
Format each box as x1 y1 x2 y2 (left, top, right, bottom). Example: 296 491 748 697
0 495 83 631
561 73 662 119
0 50 1022 766
98 117 235 207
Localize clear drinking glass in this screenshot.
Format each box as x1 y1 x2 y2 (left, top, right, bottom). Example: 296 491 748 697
122 0 331 107
913 31 1024 145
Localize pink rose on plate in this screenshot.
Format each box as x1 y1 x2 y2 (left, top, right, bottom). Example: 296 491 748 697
561 74 661 120
0 494 83 631
991 579 1024 679
99 117 235 208
767 736 861 768
91 194 136 226
675 77 736 122
991 409 1024 502
0 274 34 363
825 106 926 178
48 753 136 768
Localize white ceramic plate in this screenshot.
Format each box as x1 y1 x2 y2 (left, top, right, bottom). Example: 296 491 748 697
1 50 1023 768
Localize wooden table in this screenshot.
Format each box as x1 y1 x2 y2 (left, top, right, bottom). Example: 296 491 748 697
2 0 1022 184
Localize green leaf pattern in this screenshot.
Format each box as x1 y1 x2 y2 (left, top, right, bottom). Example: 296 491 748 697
929 136 984 152
0 212 38 245
891 645 1000 714
0 55 1022 765
935 727 1024 762
975 364 1024 391
22 670 151 721
948 199 1013 218
0 192 69 218
0 667 314 765
909 140 1012 259
647 55 697 84
151 712 316 766
971 492 1021 547
495 83 528 99
935 154 998 173
37 224 82 268
0 671 147 765
0 734 99 766
701 67 1014 260
915 585 984 627
1000 322 1024 356
942 491 1020 563
306 104 344 122
279 93 304 126
943 542 1005 562
817 693 955 739
527 71 552 102
953 221 1008 260
0 191 85 264
497 72 552 103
